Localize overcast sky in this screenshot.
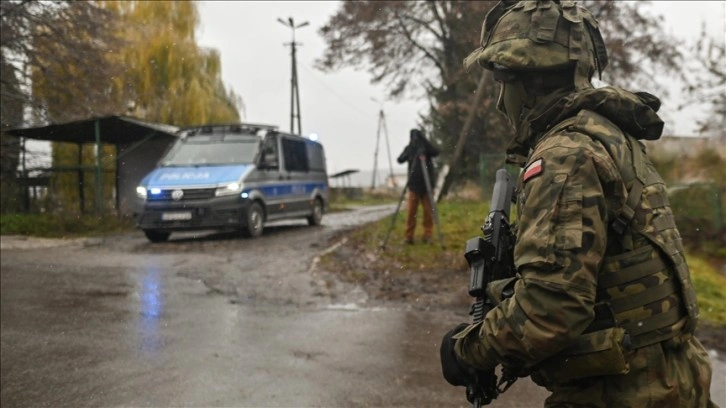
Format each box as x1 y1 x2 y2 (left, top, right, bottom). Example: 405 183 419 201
194 1 725 182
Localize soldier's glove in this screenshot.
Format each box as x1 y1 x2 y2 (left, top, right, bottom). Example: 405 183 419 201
440 323 478 386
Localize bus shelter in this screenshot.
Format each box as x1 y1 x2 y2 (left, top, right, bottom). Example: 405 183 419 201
6 115 179 216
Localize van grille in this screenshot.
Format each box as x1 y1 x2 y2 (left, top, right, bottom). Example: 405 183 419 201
147 188 216 201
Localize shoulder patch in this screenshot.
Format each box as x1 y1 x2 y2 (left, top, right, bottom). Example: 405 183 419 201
523 158 544 182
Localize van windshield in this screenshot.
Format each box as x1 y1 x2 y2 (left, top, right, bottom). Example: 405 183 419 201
161 136 260 166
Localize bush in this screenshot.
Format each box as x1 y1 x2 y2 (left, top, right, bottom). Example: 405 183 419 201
0 213 135 237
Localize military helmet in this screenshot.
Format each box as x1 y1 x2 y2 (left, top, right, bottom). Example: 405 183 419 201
464 0 608 89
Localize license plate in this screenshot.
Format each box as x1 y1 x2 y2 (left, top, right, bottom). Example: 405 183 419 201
161 212 192 221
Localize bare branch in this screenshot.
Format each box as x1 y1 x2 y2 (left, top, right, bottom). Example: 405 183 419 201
391 9 446 79
426 0 448 40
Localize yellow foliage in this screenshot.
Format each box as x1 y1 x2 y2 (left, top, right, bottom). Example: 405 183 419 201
103 0 242 126
35 1 243 213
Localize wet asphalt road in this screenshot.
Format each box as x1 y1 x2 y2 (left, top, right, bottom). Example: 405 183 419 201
1 205 724 408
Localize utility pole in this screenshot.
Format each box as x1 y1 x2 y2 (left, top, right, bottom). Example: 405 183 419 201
370 98 396 189
278 17 309 135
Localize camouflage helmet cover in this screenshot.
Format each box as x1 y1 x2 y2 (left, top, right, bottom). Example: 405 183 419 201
463 0 608 89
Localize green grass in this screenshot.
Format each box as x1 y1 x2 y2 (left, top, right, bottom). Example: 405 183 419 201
687 255 726 326
0 213 136 238
342 200 490 272
335 196 726 327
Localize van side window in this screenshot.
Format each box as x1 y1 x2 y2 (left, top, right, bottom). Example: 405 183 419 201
307 143 326 171
282 137 309 172
261 135 279 169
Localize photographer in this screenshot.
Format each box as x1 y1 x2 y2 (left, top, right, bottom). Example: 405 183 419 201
397 128 440 244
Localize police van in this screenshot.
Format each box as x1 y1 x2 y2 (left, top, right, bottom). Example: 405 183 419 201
134 123 329 242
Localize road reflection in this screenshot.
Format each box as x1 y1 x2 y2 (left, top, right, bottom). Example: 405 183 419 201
137 264 164 355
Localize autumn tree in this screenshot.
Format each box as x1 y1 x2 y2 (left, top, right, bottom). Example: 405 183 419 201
317 1 684 197
103 0 243 127
2 1 124 123
1 1 122 212
2 0 244 214
0 59 24 212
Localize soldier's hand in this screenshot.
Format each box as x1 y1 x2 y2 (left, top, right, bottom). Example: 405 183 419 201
440 323 478 386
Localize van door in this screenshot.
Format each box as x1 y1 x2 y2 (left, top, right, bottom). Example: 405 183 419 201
257 134 286 218
280 136 311 215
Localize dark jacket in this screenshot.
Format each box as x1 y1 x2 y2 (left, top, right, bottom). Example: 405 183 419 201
397 134 440 195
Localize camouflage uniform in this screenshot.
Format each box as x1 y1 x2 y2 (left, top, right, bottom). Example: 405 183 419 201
451 1 717 407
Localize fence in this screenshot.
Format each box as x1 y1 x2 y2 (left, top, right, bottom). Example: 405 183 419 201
11 166 118 216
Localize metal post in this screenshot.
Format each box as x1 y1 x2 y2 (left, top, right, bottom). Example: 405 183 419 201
78 143 85 213
371 98 396 189
381 110 396 188
94 119 103 214
292 43 302 134
278 17 309 135
371 109 383 189
289 42 295 133
21 137 29 212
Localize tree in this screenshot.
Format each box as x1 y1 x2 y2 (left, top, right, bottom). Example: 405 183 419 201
13 0 244 126
1 1 123 213
2 1 124 123
43 0 245 213
0 59 24 212
317 1 684 197
681 24 726 138
103 0 244 127
584 1 684 92
1 0 244 214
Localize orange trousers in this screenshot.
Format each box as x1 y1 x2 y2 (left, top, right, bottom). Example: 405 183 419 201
405 191 433 241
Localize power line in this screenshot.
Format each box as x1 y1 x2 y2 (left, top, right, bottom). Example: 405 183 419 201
298 64 374 122
298 64 415 129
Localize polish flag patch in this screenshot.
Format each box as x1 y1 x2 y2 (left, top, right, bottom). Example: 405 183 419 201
523 158 544 182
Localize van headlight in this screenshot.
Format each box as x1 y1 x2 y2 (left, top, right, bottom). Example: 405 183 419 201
215 182 242 197
136 186 147 199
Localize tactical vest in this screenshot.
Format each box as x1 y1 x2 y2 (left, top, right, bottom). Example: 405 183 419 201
531 109 699 384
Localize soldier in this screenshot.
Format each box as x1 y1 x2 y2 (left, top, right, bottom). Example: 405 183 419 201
397 128 440 244
439 1 717 407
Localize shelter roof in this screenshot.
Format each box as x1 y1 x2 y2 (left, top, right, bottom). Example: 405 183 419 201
5 115 179 145
330 169 359 178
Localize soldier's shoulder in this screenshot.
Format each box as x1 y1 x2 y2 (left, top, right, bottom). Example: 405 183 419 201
534 111 626 162
528 125 622 180
533 129 607 161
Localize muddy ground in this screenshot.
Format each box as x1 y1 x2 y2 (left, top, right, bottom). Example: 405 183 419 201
319 230 726 356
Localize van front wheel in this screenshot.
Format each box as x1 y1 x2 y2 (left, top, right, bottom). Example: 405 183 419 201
144 230 170 243
307 198 323 226
243 202 264 238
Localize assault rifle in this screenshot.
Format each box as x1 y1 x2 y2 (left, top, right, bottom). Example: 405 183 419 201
462 168 517 407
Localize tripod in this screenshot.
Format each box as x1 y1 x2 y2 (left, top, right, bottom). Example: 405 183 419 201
381 154 444 250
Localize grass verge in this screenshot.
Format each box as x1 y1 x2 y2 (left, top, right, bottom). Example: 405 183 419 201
0 213 136 238
325 198 726 327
